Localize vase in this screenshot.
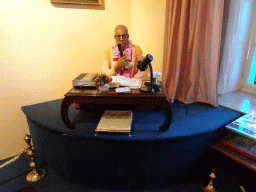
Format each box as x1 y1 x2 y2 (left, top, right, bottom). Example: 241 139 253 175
98 84 109 92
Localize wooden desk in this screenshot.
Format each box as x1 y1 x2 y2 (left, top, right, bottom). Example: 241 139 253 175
211 140 256 172
61 82 172 131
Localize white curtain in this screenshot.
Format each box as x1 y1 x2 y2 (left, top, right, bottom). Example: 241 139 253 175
218 0 255 94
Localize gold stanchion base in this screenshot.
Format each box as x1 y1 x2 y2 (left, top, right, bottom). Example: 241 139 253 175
202 180 217 192
26 169 46 182
201 169 217 192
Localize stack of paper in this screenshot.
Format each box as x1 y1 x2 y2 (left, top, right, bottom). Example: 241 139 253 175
111 76 142 89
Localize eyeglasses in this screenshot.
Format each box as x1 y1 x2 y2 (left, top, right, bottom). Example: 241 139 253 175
114 34 128 39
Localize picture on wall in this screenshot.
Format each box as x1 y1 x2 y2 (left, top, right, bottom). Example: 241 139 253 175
51 0 102 5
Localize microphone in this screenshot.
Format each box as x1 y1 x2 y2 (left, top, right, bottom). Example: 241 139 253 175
117 44 123 57
137 54 153 71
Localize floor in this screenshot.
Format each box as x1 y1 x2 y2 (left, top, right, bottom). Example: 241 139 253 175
218 90 256 115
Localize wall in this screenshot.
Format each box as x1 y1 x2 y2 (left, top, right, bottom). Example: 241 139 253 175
131 0 167 77
0 0 167 160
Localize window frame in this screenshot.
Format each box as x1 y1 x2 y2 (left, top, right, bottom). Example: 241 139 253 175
240 2 256 94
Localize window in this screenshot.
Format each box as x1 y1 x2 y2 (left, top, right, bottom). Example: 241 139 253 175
240 2 256 93
248 46 256 84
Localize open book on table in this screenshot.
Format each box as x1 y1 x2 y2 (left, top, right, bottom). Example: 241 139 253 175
225 114 256 141
110 76 142 89
222 114 256 160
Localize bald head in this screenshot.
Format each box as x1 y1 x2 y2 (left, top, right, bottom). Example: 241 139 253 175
114 25 129 49
114 25 128 34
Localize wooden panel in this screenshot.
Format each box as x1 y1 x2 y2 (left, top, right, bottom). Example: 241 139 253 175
211 141 256 172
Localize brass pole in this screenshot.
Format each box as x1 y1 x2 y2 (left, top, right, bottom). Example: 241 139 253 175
201 168 217 192
24 134 46 182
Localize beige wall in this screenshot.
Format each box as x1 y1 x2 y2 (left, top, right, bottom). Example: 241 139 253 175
0 0 167 160
131 0 167 75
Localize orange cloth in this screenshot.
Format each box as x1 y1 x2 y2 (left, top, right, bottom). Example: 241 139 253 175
102 44 143 79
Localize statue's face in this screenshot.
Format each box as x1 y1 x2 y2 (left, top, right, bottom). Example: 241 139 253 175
114 27 129 49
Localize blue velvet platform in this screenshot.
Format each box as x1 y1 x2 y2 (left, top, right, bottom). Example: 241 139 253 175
20 99 242 191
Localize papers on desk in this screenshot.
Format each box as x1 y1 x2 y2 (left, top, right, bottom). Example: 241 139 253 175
115 87 131 93
111 76 142 89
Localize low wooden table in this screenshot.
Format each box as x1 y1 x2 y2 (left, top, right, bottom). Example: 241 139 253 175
61 82 172 131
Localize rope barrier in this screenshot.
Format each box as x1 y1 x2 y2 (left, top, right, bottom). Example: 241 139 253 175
0 149 27 169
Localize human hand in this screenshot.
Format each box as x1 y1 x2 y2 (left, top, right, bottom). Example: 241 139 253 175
115 56 129 71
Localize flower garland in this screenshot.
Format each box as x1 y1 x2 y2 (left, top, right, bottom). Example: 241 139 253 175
112 40 133 62
112 40 133 77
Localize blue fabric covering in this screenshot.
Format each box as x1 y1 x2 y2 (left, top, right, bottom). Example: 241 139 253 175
18 99 242 190
0 154 208 192
21 99 241 140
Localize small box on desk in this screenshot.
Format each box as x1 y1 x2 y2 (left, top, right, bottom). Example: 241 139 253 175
72 73 98 88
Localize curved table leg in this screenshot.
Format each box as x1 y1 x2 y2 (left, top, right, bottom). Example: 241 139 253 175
157 97 173 132
61 97 75 129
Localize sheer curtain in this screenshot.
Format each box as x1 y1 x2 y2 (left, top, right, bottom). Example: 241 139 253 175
218 0 255 94
163 0 224 107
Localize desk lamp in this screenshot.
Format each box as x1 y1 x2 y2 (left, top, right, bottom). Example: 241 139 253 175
137 54 154 92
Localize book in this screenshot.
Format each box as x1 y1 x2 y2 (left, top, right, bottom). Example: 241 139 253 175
222 131 256 151
222 114 256 160
95 110 132 133
110 76 142 89
247 144 256 159
225 114 256 141
222 131 256 160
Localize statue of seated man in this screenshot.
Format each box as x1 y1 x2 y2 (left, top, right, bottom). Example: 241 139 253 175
75 25 145 110
102 25 145 80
